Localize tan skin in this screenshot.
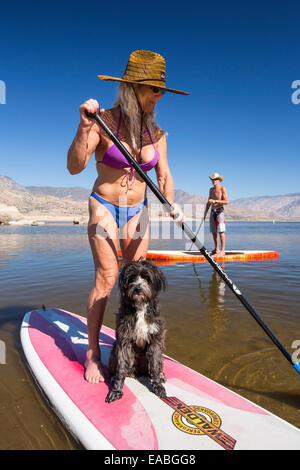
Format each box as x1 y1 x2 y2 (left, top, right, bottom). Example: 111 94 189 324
204 179 228 256
67 85 183 383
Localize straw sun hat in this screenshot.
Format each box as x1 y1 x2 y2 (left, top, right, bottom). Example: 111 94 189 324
98 50 189 95
209 172 223 182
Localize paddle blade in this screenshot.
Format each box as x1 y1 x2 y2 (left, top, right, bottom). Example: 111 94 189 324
293 363 300 375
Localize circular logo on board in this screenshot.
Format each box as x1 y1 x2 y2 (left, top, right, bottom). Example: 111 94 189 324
172 406 221 435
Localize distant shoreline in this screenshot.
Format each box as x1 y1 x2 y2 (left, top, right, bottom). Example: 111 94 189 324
3 215 298 225
2 176 300 223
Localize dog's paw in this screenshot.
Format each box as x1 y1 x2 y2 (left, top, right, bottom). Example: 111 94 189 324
160 372 166 383
152 383 167 398
105 389 123 403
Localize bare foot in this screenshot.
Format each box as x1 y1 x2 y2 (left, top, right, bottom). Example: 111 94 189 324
218 251 225 257
84 357 105 384
210 249 220 255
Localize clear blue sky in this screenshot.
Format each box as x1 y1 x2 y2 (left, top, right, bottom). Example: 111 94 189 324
1 1 299 200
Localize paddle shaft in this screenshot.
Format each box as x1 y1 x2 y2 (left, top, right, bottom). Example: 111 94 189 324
86 110 299 375
86 111 175 214
188 218 204 250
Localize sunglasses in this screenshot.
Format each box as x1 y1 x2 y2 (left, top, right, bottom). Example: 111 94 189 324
151 86 166 95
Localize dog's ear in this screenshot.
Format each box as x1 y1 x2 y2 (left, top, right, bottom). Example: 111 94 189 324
118 261 137 291
153 265 167 292
158 270 167 292
118 262 129 291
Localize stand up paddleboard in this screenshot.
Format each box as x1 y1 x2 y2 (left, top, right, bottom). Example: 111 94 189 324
117 249 279 263
21 308 299 450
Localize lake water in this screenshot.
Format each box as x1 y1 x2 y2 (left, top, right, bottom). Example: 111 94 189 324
0 221 299 449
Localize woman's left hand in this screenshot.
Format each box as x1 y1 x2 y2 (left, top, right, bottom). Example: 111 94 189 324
166 203 184 223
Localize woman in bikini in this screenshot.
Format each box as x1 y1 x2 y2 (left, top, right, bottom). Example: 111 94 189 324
67 50 189 383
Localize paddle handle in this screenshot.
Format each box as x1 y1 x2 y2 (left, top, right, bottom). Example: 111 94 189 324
86 110 299 376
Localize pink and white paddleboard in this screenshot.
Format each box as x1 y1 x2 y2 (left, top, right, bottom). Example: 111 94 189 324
20 308 300 450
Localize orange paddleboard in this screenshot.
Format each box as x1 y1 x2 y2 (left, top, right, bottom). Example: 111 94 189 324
117 249 279 263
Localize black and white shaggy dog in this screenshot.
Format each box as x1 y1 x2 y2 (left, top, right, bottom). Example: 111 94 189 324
106 260 167 403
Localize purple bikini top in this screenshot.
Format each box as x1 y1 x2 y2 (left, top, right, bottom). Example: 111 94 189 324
97 110 159 178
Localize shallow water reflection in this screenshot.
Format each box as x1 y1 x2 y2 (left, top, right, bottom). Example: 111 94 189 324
0 221 299 448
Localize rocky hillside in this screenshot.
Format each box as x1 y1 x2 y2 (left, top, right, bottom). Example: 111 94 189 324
0 176 88 223
25 185 91 201
1 175 300 222
234 194 300 220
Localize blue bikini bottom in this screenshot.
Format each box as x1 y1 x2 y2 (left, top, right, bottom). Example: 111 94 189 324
90 192 148 228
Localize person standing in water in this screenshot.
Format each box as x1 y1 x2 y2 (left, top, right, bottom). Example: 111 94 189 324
204 173 228 256
67 50 188 384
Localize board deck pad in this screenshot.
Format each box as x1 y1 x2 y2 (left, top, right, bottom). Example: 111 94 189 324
21 308 299 450
117 249 279 263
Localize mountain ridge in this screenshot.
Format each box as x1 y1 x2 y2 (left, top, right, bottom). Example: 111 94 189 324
1 175 299 221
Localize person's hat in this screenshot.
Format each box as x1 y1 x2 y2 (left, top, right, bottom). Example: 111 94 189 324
209 172 223 181
98 50 189 95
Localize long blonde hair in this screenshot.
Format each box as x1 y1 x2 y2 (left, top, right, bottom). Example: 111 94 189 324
113 83 158 150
